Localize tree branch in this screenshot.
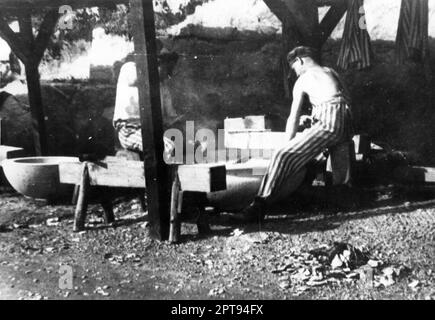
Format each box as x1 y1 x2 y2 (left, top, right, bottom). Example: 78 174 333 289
34 9 59 63
0 15 30 64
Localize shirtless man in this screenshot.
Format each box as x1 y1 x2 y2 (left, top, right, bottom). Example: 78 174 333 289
113 49 179 158
232 46 354 223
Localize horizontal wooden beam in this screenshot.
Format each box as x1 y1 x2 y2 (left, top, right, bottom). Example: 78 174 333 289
59 159 228 192
0 146 25 165
59 159 146 188
178 164 227 192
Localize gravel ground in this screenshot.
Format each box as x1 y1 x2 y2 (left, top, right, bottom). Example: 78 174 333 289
0 185 434 300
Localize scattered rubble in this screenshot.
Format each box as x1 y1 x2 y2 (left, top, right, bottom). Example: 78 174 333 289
46 218 60 227
271 242 412 293
94 286 110 297
208 287 226 297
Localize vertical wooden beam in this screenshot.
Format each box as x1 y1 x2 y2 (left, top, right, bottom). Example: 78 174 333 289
24 62 48 156
283 0 320 48
17 10 49 156
129 0 170 241
264 0 320 98
0 11 58 156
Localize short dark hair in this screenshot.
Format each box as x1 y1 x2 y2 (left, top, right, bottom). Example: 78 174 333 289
287 46 317 65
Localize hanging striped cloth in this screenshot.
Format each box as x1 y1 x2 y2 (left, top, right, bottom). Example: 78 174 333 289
337 0 372 70
395 0 429 64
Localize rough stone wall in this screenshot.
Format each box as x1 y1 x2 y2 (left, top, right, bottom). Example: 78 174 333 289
1 36 435 165
0 83 116 157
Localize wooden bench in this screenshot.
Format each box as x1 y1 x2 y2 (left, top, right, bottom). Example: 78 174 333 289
0 145 25 164
59 157 227 242
0 145 25 187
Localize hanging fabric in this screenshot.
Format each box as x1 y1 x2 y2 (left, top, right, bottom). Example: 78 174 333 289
337 0 372 70
395 0 429 64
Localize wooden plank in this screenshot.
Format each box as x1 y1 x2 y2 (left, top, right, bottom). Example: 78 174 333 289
129 0 170 241
59 160 145 188
177 164 226 192
0 145 25 164
60 160 228 192
394 166 435 184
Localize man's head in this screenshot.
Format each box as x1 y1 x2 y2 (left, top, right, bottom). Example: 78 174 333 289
158 48 179 79
287 46 318 76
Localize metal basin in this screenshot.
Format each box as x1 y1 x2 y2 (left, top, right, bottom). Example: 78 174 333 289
2 157 80 200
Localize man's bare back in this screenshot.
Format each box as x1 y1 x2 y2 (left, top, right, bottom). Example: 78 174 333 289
295 66 343 106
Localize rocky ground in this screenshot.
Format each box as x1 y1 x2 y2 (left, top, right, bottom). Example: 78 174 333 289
0 185 434 300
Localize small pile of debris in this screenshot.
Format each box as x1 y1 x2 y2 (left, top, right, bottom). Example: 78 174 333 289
271 242 411 294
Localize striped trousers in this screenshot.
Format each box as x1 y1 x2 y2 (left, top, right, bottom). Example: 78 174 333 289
116 121 174 158
257 97 353 202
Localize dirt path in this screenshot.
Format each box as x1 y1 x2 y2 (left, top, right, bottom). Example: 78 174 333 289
0 188 434 300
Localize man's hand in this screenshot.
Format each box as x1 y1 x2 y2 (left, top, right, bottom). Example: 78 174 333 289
163 136 176 163
299 115 312 130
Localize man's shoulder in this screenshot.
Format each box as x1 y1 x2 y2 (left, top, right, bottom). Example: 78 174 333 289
120 61 136 72
295 71 317 88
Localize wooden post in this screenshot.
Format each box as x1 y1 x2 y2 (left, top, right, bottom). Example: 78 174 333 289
100 196 115 225
24 63 48 156
0 10 59 156
169 173 181 243
73 162 90 232
129 0 170 241
263 0 320 97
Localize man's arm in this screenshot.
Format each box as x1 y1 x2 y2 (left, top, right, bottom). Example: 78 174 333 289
285 79 305 140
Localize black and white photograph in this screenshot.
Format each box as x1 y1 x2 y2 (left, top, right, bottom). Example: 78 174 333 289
0 0 434 303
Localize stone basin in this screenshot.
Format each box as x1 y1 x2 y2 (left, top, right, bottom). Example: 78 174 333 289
2 157 80 201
